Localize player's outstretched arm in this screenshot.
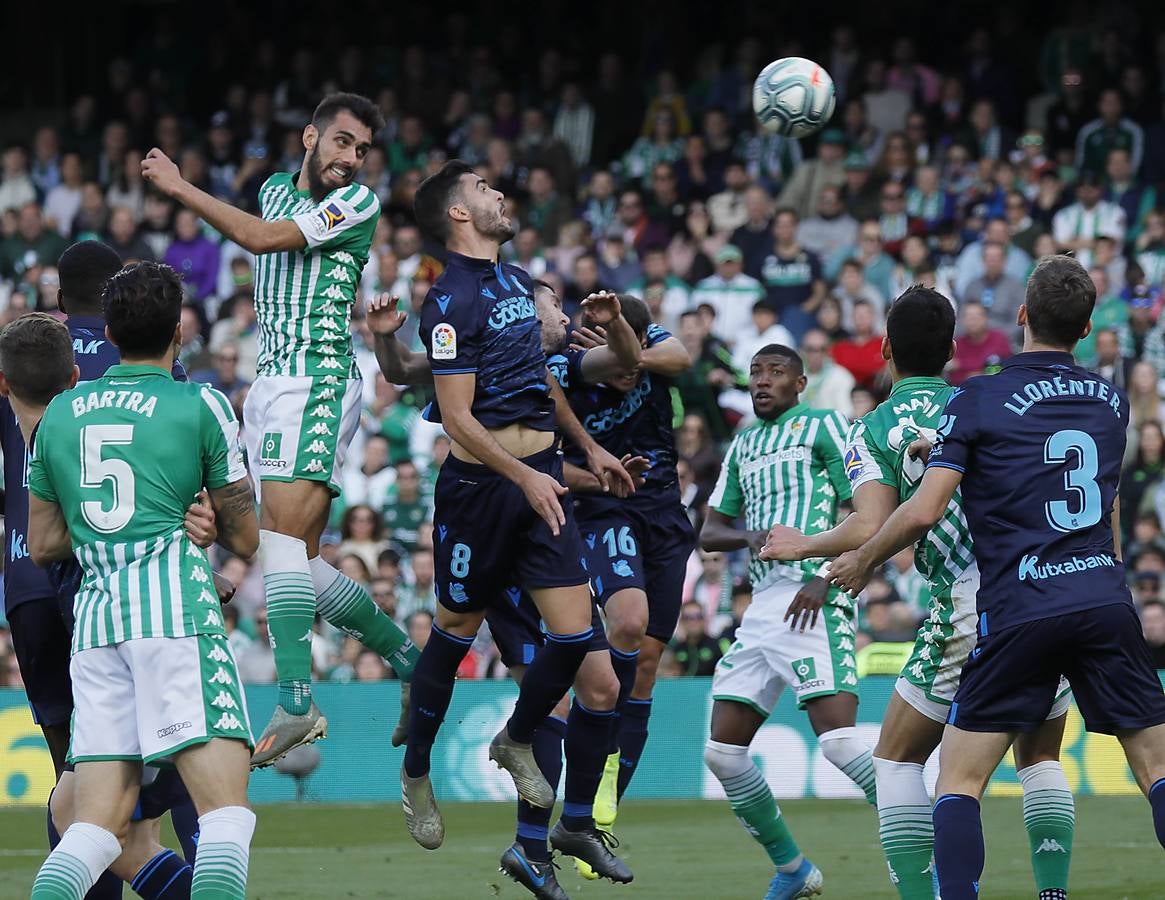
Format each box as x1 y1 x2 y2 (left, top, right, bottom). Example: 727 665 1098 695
207 478 259 559
367 294 432 385
760 480 898 562
434 372 568 535
639 335 691 376
547 374 635 494
577 292 642 383
28 495 72 567
700 509 767 555
142 149 306 255
830 466 962 596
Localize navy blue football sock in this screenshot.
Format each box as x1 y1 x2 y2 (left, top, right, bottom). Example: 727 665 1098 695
506 628 591 743
560 699 616 831
131 849 192 899
606 647 639 753
515 716 566 862
168 798 200 865
933 793 984 900
1150 778 1165 849
48 801 124 899
616 697 652 799
403 624 473 778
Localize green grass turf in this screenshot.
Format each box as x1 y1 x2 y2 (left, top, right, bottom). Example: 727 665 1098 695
0 798 1159 898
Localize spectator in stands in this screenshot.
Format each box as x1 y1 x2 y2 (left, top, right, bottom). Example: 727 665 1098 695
43 153 84 237
875 180 925 258
730 185 774 280
1141 601 1165 669
691 244 765 346
828 219 895 300
407 609 434 653
1106 147 1155 244
0 144 36 214
623 107 683 188
949 299 1011 384
731 300 795 374
953 217 1031 297
708 160 750 234
189 342 249 395
236 606 277 684
580 168 618 239
1003 190 1045 258
1052 170 1127 270
675 413 722 502
337 505 387 574
523 166 571 244
1122 421 1165 535
382 459 430 551
354 649 390 682
801 328 856 416
509 227 548 279
105 205 154 263
759 207 827 340
1128 360 1164 432
400 551 437 622
667 200 720 284
629 246 690 329
164 209 220 303
671 601 722 676
552 81 594 169
834 257 887 331
615 188 668 257
1089 328 1130 389
675 309 744 442
961 241 1024 341
830 298 885 389
1075 87 1144 175
778 128 847 219
797 184 858 263
1075 268 1128 367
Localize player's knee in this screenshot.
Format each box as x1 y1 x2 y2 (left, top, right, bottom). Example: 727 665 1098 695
703 739 750 780
818 726 871 768
48 785 73 838
605 592 649 647
575 659 619 710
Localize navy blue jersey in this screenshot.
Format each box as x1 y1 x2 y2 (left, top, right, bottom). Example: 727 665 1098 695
927 351 1129 631
549 324 680 510
2 316 186 614
419 252 554 432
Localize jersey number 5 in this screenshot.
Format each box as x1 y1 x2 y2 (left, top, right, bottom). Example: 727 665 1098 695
80 424 136 534
1043 429 1101 533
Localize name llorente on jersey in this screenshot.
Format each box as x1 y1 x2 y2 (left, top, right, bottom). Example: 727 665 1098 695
69 389 158 418
1002 374 1122 418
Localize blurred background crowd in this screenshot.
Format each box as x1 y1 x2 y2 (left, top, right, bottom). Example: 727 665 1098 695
4 0 1165 687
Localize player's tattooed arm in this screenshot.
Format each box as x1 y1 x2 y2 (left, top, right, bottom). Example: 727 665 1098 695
700 510 767 556
207 477 260 559
830 466 962 596
28 496 72 566
760 481 898 562
367 294 432 385
142 149 307 254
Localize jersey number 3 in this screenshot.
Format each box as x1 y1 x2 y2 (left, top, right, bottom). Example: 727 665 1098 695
1043 429 1101 533
80 424 136 534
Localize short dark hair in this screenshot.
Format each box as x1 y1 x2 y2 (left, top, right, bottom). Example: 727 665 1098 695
0 313 75 406
886 285 956 377
413 159 474 243
311 92 384 136
752 343 804 374
103 261 183 359
58 240 122 316
616 294 652 338
1025 255 1096 349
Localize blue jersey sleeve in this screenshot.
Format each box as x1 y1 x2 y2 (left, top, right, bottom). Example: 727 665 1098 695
547 352 570 389
419 282 483 375
645 323 672 348
927 383 980 474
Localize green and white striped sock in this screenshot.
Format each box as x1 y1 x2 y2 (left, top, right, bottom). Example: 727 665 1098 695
191 806 256 900
1020 761 1075 897
820 727 878 805
310 557 418 678
874 757 936 900
260 530 317 715
32 823 121 899
706 741 801 868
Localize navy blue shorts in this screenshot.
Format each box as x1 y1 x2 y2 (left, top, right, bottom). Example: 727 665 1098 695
950 601 1165 734
135 767 191 821
576 498 695 643
433 444 589 614
486 587 609 669
8 597 73 727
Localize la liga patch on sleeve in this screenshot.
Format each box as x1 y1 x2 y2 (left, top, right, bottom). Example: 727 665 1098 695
431 323 457 360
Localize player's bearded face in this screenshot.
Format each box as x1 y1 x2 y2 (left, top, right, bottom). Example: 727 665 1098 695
470 192 515 242
535 291 568 351
305 141 356 199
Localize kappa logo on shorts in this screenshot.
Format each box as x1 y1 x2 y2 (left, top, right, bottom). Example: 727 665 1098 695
208 666 235 686
205 644 230 663
203 609 222 628
157 721 192 739
213 712 245 731
308 422 335 437
210 690 239 710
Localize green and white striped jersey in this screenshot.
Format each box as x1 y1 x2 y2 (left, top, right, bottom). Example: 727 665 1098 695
254 173 380 379
709 403 852 589
28 365 248 653
844 376 975 594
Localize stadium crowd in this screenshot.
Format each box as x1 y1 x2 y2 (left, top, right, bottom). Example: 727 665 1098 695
4 9 1165 687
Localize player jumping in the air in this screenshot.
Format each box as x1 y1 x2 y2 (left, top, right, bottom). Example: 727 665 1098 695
143 93 420 765
761 286 1076 899
701 344 875 900
401 160 635 883
546 293 694 879
829 256 1165 899
26 262 260 899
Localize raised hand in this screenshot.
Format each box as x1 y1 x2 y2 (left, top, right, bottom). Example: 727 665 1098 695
580 290 622 327
366 293 408 336
141 148 185 196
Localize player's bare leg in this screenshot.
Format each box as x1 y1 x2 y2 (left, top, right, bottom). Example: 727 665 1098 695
705 700 822 899
173 738 256 898
401 606 484 850
1115 722 1165 851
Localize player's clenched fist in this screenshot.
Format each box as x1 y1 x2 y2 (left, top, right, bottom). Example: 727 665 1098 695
141 148 184 196
365 293 408 336
519 469 568 536
759 523 809 562
828 548 873 598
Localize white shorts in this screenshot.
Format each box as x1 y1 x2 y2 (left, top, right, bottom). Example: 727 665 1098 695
70 634 253 764
712 576 858 716
243 374 362 496
895 674 1073 724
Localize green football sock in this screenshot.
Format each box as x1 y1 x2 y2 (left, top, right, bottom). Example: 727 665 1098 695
32 823 120 899
260 530 316 715
1020 761 1075 897
310 557 418 679
874 757 937 899
191 807 255 899
820 726 878 805
708 741 801 868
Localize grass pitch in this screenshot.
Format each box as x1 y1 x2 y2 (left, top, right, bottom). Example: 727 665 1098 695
0 798 1159 898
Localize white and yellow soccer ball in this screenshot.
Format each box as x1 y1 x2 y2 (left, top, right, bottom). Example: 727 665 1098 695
752 57 837 138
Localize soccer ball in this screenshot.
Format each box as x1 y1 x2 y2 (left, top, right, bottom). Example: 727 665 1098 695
752 57 837 138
